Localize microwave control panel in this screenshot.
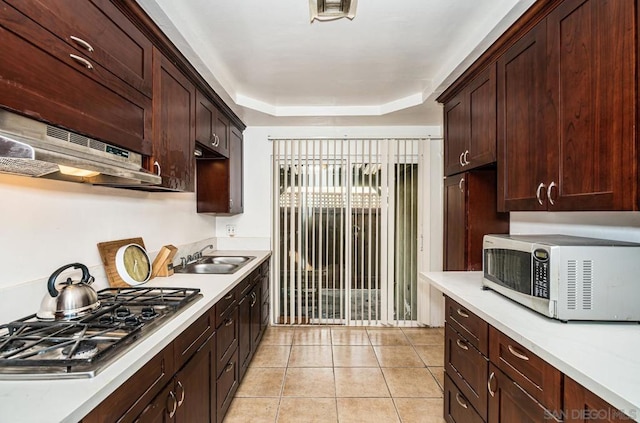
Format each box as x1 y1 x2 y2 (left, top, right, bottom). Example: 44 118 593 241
533 249 549 299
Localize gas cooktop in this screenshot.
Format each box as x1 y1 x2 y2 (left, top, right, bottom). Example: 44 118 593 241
0 287 201 379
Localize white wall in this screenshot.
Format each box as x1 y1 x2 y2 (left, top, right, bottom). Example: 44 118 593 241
0 173 216 289
511 212 640 243
218 125 445 325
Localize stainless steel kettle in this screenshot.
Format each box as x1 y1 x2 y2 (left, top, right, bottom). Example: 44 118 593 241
37 263 100 320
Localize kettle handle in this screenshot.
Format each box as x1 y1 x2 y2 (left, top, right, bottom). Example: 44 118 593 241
47 263 91 297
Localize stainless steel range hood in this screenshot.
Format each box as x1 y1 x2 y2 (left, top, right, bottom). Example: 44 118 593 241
0 110 161 186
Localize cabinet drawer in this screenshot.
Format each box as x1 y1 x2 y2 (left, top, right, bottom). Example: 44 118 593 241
83 345 174 423
444 374 484 423
215 290 237 327
216 307 238 378
445 325 488 421
216 351 239 423
489 326 562 411
173 309 214 370
445 297 488 355
6 0 153 97
0 3 152 155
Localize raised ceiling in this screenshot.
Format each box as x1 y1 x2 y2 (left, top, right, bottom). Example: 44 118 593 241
137 0 536 126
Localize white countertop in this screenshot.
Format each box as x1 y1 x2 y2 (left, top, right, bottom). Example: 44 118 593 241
424 271 640 420
0 250 271 423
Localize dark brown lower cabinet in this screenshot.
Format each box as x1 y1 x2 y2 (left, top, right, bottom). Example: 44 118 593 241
444 374 484 423
563 377 634 422
488 364 560 423
136 332 214 423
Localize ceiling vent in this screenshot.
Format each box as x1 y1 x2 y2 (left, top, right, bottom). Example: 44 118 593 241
309 0 357 22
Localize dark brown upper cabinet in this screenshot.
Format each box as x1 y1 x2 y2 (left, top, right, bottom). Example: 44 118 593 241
196 125 244 214
444 64 497 177
443 170 509 271
0 0 153 155
151 48 195 192
498 0 636 211
196 90 230 158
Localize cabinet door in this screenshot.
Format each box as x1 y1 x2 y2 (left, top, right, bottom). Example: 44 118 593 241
195 90 230 158
237 293 252 380
467 64 497 169
135 382 175 423
545 0 635 210
444 173 467 271
488 365 560 423
564 377 634 422
152 48 195 191
250 283 262 351
444 93 468 176
444 170 508 271
444 374 484 423
174 335 213 423
215 112 231 158
497 21 547 211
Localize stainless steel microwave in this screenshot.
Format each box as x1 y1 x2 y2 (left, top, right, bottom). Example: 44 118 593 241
482 234 640 322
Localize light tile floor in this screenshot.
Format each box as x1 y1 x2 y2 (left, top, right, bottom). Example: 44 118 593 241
224 325 445 423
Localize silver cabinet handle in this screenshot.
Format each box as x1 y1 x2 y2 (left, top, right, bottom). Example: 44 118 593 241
225 317 234 326
210 134 216 147
507 344 529 361
463 150 470 165
167 390 177 418
458 177 465 192
176 381 185 407
488 371 496 397
216 134 220 147
224 292 233 300
69 54 93 70
459 152 465 167
456 308 469 318
250 291 257 307
70 35 94 52
547 181 556 206
536 182 546 205
455 392 469 409
225 361 234 373
153 161 162 176
456 339 469 351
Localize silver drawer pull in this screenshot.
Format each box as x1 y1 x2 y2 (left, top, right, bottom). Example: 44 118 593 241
70 35 94 52
547 181 557 206
463 150 470 165
69 54 94 70
459 151 465 167
487 371 496 397
166 390 177 418
456 339 469 351
224 293 233 300
507 345 529 361
455 392 468 409
176 381 185 406
225 361 234 373
153 160 161 176
224 317 233 327
458 177 465 192
456 308 469 318
536 182 546 205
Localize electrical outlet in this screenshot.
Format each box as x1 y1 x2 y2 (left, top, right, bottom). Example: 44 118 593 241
226 224 236 237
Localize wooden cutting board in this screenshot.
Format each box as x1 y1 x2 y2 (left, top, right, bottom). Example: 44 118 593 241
97 237 146 288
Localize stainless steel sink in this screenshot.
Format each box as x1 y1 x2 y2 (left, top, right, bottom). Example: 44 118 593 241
173 256 255 274
200 256 253 265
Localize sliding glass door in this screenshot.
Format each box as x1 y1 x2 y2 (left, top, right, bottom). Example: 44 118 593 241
272 138 422 326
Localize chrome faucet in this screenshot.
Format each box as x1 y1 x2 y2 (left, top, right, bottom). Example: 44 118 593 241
193 244 214 260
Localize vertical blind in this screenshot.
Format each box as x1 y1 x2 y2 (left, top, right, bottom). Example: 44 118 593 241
272 138 424 326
